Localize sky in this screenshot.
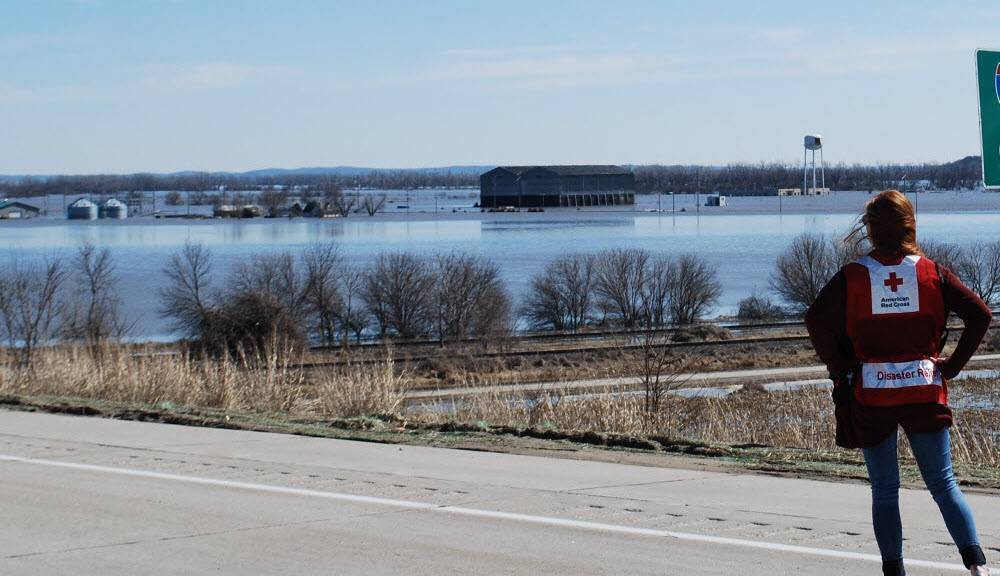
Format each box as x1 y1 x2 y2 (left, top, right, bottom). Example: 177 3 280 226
2 0 999 174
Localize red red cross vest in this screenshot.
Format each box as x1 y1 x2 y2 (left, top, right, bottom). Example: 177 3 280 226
844 253 947 407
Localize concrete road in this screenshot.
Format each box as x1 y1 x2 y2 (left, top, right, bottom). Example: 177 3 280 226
0 411 996 575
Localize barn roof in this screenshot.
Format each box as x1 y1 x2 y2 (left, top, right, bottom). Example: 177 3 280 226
486 165 631 177
0 199 41 212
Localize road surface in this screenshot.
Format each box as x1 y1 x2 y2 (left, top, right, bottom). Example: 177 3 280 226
1 410 996 575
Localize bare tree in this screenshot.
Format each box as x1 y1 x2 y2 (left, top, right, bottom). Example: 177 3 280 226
337 265 368 344
62 244 129 351
770 233 840 312
257 189 287 217
668 254 721 325
641 257 673 328
954 241 1000 307
473 282 514 346
323 185 355 217
231 252 306 315
922 240 962 275
594 248 650 328
521 254 594 332
0 256 65 367
301 243 344 345
626 325 689 434
362 194 387 216
362 252 434 339
159 242 214 338
431 252 511 343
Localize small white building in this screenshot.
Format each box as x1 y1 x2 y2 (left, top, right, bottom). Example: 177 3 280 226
705 194 727 207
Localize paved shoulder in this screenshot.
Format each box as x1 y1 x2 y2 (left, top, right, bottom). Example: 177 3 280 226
0 411 994 575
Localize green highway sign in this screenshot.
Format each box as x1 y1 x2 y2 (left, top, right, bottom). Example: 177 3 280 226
977 49 1000 188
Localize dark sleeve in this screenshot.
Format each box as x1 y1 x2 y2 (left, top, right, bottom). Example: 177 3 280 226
805 269 856 379
938 264 992 379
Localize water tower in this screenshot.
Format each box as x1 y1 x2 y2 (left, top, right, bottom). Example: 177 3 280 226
803 134 825 195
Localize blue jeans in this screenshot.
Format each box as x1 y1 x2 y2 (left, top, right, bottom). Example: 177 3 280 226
862 428 981 562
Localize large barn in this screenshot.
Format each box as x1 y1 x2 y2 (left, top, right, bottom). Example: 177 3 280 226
0 199 41 219
479 165 635 208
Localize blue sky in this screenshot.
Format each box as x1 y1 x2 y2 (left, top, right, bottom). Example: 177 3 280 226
2 0 998 174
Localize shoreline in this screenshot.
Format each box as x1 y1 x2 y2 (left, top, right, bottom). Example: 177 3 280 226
4 189 1000 225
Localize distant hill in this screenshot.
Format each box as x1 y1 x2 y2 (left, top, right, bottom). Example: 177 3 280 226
941 155 981 171
0 166 495 182
234 165 492 178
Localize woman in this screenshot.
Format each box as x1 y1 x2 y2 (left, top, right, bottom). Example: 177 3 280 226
805 190 992 576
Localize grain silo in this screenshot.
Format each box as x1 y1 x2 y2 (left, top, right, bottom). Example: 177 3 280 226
67 198 98 220
100 198 128 220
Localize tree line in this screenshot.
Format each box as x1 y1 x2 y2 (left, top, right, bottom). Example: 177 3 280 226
0 244 723 365
0 169 481 199
632 157 984 194
4 235 998 367
1 157 984 199
760 233 1000 317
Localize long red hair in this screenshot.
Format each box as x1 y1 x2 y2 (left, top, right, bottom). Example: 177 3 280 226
846 190 923 256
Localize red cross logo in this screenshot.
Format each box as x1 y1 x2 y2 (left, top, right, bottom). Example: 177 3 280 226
884 272 904 292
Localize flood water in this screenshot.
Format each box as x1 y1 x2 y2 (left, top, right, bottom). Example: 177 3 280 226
3 190 1000 341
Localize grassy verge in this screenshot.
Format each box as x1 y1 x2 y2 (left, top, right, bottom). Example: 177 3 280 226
2 345 998 492
3 390 999 493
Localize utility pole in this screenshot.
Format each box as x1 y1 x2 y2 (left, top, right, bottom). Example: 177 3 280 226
696 171 701 215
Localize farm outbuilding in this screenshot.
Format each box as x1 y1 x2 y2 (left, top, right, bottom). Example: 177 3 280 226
704 194 727 207
67 198 98 220
99 198 128 219
479 165 636 209
0 199 41 219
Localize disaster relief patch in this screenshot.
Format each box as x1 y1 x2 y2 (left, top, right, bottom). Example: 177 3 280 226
861 358 942 389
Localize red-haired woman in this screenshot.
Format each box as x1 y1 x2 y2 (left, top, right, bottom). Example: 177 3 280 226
806 190 992 576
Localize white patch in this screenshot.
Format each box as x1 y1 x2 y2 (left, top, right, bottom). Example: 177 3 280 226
859 255 921 315
861 358 942 389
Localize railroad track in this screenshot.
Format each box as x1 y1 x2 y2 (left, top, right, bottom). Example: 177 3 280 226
308 318 807 353
300 321 998 370
300 334 811 370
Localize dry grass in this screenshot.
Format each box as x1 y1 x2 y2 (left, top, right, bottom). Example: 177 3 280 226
2 345 997 470
418 384 833 448
313 356 407 418
1 346 305 413
417 380 1000 468
0 346 407 419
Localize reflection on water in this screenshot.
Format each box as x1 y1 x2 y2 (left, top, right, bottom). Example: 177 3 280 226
2 208 1000 340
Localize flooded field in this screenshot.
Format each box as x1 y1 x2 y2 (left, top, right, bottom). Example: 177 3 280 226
3 190 1000 340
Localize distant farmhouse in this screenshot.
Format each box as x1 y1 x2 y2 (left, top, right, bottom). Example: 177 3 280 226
479 165 635 208
0 199 41 219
